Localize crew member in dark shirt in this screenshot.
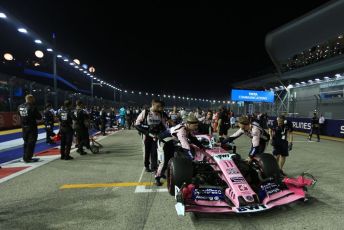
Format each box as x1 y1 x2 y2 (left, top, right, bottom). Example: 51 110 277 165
73 100 90 155
58 100 74 160
309 113 320 142
43 103 55 144
269 115 293 173
18 94 42 163
217 106 230 138
100 107 107 135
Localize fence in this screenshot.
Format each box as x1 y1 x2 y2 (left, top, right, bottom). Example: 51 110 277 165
230 82 344 120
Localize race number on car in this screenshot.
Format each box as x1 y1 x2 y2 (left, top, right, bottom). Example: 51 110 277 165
235 205 267 213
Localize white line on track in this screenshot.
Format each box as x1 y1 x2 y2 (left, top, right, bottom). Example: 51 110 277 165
138 167 145 183
134 167 168 193
0 155 60 184
293 141 316 143
0 130 119 184
135 186 168 193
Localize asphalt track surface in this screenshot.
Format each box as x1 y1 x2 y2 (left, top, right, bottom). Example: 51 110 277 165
0 129 343 230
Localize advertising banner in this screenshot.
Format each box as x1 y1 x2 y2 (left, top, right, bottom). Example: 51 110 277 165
268 117 344 138
231 89 274 103
0 112 21 130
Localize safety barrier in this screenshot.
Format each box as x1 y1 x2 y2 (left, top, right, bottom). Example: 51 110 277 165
268 117 344 138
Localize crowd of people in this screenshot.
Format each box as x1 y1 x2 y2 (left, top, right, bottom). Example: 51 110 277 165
280 36 344 72
133 99 296 185
16 94 146 163
19 95 93 161
8 94 325 182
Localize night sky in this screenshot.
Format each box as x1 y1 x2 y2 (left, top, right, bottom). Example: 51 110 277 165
0 0 330 98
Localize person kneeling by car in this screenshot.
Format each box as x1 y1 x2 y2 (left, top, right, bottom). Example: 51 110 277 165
153 115 205 186
221 116 270 159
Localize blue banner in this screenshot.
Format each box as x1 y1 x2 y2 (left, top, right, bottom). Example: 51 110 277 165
268 117 344 138
231 89 274 103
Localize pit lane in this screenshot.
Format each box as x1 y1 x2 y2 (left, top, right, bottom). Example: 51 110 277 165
0 130 343 230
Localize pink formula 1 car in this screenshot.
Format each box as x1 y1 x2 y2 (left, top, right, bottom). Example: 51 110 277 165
166 135 316 216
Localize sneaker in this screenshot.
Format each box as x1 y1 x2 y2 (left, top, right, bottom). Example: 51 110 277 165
145 167 152 172
77 149 87 155
60 155 66 160
65 156 74 160
155 178 163 186
24 158 39 163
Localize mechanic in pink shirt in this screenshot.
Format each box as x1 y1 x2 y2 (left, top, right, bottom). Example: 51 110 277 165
155 115 205 186
222 116 269 158
170 115 205 159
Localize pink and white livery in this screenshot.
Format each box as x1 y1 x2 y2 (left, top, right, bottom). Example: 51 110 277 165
166 135 316 216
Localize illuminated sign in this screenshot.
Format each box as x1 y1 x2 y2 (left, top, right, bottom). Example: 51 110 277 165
231 89 274 103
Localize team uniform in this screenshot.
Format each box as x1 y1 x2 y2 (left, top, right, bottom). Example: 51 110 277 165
223 121 269 157
153 122 204 185
18 102 42 162
74 108 90 154
58 107 74 160
43 108 55 144
135 109 168 171
309 115 320 141
271 120 293 157
100 109 107 135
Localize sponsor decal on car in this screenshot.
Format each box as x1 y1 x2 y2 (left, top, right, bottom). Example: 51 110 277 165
193 188 222 195
238 184 249 191
236 204 267 213
226 168 240 174
230 176 246 184
223 161 234 168
213 153 234 161
261 182 280 196
192 188 224 201
194 195 222 201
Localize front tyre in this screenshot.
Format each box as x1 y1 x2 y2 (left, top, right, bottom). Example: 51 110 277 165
167 157 193 196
